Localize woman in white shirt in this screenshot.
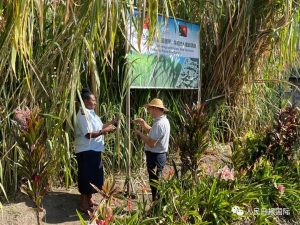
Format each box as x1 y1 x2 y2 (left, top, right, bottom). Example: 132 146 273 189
75 89 117 212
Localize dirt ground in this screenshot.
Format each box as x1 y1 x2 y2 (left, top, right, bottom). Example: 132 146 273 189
1 182 156 225
0 168 164 225
1 187 92 225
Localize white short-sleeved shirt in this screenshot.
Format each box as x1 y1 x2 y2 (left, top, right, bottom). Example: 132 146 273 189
145 115 170 153
75 108 104 154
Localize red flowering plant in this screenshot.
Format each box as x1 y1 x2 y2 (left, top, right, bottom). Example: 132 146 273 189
265 104 300 164
89 204 113 225
176 103 209 179
79 178 122 225
13 107 54 215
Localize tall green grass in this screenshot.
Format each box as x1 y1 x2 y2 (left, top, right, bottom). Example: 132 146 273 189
0 0 299 202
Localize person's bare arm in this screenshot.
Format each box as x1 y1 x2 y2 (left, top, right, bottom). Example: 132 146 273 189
85 124 116 139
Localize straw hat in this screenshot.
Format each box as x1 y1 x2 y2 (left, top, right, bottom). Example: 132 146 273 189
144 98 169 112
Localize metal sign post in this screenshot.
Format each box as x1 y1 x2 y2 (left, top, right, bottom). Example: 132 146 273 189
198 26 202 103
125 87 134 195
124 10 134 197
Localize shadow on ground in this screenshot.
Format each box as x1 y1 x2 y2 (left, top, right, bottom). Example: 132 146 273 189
2 188 89 225
42 191 88 224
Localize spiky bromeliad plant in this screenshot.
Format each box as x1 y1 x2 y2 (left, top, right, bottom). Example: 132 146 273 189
13 107 54 223
176 103 209 179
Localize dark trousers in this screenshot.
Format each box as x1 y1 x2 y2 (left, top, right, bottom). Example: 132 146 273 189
145 151 167 201
76 150 104 195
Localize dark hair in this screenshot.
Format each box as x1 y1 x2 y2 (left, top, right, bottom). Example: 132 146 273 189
81 88 92 100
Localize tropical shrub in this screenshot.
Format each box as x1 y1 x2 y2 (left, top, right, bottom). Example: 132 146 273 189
232 131 266 171
237 157 300 223
176 103 209 178
78 178 158 225
13 107 54 223
232 104 300 172
265 104 300 164
78 159 300 225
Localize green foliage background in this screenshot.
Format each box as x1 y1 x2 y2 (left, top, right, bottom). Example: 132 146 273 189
0 0 299 209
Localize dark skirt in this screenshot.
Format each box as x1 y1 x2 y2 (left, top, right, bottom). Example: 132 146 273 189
76 150 104 195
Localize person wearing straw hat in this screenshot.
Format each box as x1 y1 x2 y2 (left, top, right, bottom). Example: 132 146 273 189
134 98 170 201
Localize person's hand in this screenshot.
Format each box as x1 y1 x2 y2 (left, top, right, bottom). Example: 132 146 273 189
102 124 116 134
133 118 145 126
134 129 142 136
111 117 119 126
